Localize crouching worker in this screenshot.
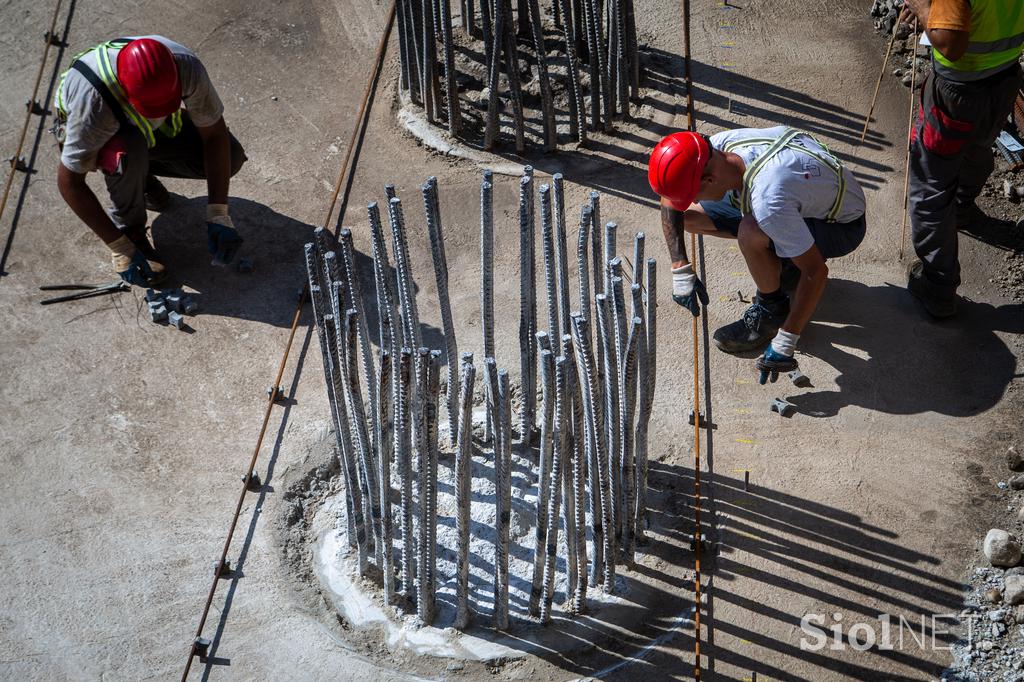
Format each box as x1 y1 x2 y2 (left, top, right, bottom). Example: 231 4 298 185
53 36 247 286
648 126 867 384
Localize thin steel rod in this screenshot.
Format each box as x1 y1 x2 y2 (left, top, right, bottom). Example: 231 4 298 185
539 184 560 342
529 345 555 616
858 26 899 146
553 174 572 337
495 368 513 629
526 0 557 149
454 353 475 628
518 169 538 442
378 349 396 603
397 348 416 600
540 355 568 623
480 176 496 442
559 338 579 609
0 0 65 233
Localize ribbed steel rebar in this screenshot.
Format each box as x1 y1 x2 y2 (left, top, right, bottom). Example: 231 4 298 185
631 231 645 309
422 0 439 121
439 0 461 133
454 353 475 629
422 179 459 443
396 348 415 599
518 169 537 444
480 177 496 443
378 349 396 603
603 221 616 297
564 335 588 613
582 0 602 129
388 197 423 353
619 315 640 564
483 357 505 624
570 314 608 589
638 257 656 540
595 293 618 576
500 0 526 153
414 347 430 615
553 174 572 338
558 340 578 610
577 205 592 331
526 0 556 149
482 0 505 150
343 307 384 576
529 345 555 616
540 355 568 623
556 0 587 142
539 184 560 342
609 270 626 546
419 349 442 624
495 368 513 629
339 229 379 457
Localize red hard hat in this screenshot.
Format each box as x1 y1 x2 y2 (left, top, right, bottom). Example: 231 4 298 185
116 38 181 118
648 132 711 211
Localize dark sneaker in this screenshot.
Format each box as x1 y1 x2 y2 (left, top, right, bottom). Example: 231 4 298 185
907 260 957 319
144 175 169 212
713 294 790 354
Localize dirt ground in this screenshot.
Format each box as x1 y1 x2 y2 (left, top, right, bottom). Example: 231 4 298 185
1 0 1022 680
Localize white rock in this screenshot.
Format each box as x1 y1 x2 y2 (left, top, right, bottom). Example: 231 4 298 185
985 529 1022 567
1005 575 1024 605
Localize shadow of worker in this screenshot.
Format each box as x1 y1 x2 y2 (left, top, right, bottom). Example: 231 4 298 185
150 196 316 328
785 278 1023 418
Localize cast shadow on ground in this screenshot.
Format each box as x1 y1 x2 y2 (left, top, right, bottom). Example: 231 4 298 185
447 38 893 215
150 195 442 347
652 464 963 682
784 277 1023 418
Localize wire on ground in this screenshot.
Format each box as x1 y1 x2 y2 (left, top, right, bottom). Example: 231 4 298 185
179 2 397 678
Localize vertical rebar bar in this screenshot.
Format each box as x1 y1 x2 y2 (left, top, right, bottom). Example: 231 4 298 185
638 257 656 540
577 205 592 332
454 353 475 629
483 357 504 624
387 197 423 354
529 345 555 616
518 169 537 444
633 302 649 548
339 229 379 455
631 231 645 306
552 174 572 337
439 0 461 134
609 269 626 546
595 293 618 576
620 315 640 564
500 0 526 153
422 0 439 122
559 341 578 610
603 221 617 295
417 348 441 624
397 0 412 94
378 349 396 603
564 335 588 613
582 0 601 129
540 355 567 623
556 0 587 142
570 314 608 589
495 368 513 629
526 0 556 150
482 0 504 150
480 0 493 83
422 179 459 444
342 307 384 576
480 177 496 443
539 184 559 342
623 0 638 100
414 346 430 616
397 347 415 600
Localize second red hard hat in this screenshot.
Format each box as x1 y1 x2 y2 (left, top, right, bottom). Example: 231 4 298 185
648 132 711 211
116 38 181 119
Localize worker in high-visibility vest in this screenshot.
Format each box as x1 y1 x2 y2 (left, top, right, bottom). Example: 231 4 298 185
648 127 867 384
53 36 246 286
901 0 1024 318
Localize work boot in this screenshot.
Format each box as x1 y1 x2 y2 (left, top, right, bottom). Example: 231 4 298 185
144 175 169 212
907 260 957 319
713 293 789 354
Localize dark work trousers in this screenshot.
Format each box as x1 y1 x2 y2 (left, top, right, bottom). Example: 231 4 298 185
908 62 1022 296
105 113 246 230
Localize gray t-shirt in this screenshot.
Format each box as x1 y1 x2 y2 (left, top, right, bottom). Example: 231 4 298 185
709 126 867 258
55 35 224 174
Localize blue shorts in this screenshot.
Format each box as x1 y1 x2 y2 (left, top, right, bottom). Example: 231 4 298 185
698 199 866 259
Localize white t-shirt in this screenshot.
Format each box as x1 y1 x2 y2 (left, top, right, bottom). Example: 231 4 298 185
710 126 867 258
55 36 224 174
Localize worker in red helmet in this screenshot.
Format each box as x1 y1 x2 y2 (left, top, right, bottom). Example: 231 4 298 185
648 127 867 383
53 36 247 286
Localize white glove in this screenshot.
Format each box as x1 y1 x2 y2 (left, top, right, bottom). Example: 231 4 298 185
206 203 234 228
672 263 696 297
770 329 800 357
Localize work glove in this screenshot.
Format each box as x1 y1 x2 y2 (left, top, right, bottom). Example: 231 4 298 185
206 203 243 265
671 263 710 317
757 330 800 384
108 234 165 287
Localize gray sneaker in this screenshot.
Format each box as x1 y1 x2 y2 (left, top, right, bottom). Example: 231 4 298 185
713 294 790 354
907 260 957 319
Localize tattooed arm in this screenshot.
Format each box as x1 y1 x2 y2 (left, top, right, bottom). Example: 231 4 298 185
660 198 689 268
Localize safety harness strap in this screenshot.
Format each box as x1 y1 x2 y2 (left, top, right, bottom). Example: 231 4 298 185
724 128 847 223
